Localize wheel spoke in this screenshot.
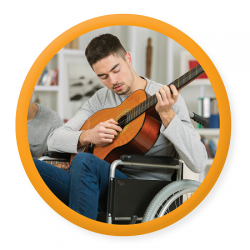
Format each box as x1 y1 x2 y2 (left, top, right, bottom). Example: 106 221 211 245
142 180 200 222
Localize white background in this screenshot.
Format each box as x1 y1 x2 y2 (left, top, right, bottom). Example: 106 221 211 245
1 0 249 249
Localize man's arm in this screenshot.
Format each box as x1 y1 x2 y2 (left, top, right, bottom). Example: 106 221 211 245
49 116 122 153
155 85 208 173
47 106 92 153
47 91 122 153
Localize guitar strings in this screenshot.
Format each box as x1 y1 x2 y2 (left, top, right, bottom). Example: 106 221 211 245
117 65 204 128
118 95 157 127
117 95 156 126
120 96 156 125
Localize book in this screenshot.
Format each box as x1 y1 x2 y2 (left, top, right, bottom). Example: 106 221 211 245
197 97 203 129
45 70 53 86
197 97 219 129
209 98 219 128
51 69 58 85
208 140 216 157
36 69 46 85
189 60 208 79
40 70 48 85
203 97 210 128
201 136 213 158
35 69 58 86
200 136 218 159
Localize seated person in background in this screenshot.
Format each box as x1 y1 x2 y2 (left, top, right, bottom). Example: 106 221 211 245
27 97 63 158
33 34 207 220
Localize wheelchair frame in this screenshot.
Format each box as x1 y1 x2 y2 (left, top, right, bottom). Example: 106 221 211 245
38 153 189 224
106 156 183 224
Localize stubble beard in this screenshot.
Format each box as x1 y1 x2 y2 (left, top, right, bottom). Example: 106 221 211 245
115 66 134 95
116 85 130 95
112 83 130 95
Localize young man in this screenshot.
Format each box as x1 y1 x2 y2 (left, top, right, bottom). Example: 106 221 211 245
34 34 207 220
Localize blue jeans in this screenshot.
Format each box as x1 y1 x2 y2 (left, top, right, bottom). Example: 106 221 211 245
33 153 128 220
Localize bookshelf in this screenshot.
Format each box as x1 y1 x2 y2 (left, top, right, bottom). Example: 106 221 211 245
187 79 211 87
33 48 88 119
35 85 59 91
196 128 219 137
180 51 219 182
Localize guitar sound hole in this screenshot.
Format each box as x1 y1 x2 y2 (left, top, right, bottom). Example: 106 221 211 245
117 115 127 130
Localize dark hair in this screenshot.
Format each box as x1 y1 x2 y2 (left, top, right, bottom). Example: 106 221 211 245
85 34 126 67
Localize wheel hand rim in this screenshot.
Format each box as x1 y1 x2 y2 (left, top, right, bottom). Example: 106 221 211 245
157 187 197 218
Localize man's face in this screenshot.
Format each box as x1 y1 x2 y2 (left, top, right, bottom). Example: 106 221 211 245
92 53 134 95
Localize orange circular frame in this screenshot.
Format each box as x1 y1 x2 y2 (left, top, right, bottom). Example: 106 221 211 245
16 14 231 236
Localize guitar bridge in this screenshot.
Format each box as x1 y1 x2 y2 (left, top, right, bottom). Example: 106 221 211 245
88 143 95 154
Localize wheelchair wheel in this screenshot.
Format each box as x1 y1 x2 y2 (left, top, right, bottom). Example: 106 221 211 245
142 180 200 222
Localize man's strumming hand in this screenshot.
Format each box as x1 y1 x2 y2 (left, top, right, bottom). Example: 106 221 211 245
78 118 122 147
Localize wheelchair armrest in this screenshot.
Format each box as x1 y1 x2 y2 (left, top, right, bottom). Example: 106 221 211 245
39 151 71 162
109 155 182 180
43 151 71 159
120 155 180 166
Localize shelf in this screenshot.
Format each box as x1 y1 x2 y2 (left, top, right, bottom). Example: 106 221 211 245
207 159 213 166
196 128 219 136
58 48 86 56
34 85 59 91
189 79 211 86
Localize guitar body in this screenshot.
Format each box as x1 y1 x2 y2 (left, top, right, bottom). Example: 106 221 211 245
71 90 162 165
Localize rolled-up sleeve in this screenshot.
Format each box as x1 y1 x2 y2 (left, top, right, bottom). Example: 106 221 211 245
161 95 208 173
47 97 98 154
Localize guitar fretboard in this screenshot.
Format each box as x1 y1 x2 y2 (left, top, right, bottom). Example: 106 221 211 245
118 64 205 128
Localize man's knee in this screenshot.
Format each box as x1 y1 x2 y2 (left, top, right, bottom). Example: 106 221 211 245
70 153 97 175
71 152 96 165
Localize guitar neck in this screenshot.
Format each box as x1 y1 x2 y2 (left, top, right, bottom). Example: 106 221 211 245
123 64 205 126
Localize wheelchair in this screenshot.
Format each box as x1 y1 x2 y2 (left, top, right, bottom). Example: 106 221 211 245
38 111 206 224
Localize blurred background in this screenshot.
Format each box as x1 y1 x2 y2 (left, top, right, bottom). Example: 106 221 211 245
33 25 219 182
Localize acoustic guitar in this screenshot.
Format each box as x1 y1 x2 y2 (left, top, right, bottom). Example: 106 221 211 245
71 64 205 165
